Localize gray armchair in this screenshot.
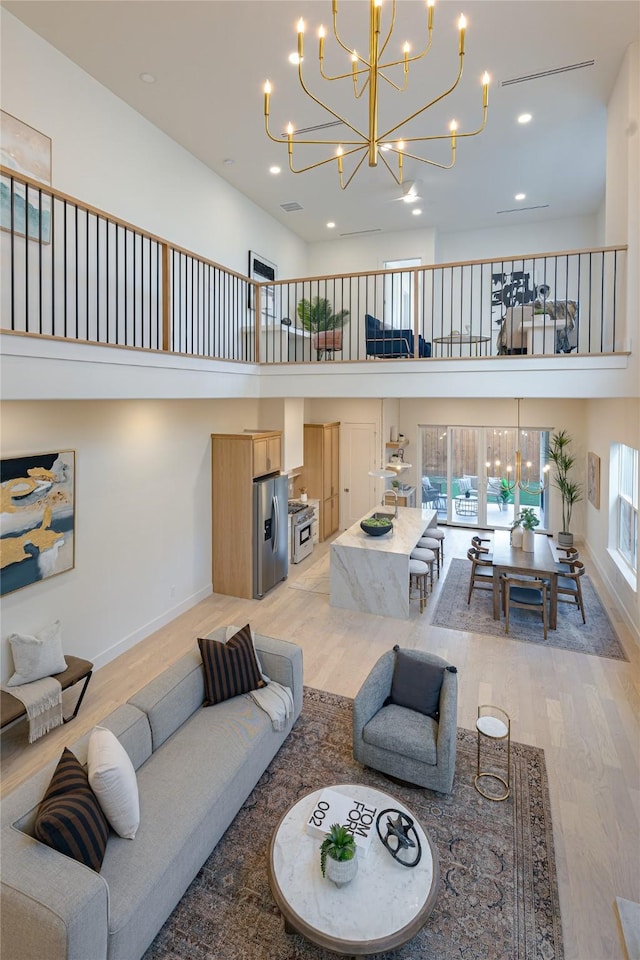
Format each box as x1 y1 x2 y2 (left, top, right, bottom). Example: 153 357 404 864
353 648 458 794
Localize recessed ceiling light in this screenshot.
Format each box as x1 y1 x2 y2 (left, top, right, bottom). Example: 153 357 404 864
326 221 336 228
269 165 281 175
139 72 156 84
288 53 301 65
223 158 235 166
515 192 526 200
412 208 422 216
380 144 391 152
518 113 532 124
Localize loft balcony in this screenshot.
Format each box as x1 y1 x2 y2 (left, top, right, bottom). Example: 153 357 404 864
0 168 632 401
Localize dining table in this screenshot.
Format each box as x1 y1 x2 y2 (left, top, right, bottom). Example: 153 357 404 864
491 530 558 630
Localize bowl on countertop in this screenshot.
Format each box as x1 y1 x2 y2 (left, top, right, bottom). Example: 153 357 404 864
360 516 394 537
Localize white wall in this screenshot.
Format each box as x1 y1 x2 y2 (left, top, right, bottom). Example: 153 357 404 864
0 398 260 682
436 216 598 264
307 227 436 277
0 10 309 281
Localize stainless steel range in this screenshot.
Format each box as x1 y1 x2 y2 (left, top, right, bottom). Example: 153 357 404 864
288 501 315 564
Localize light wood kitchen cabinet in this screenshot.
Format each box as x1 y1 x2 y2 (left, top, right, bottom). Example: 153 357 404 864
211 431 282 598
252 434 281 478
302 422 340 541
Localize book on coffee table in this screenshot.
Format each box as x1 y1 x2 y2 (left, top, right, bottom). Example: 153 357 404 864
306 787 379 856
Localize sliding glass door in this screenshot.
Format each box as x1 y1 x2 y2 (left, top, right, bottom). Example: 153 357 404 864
420 424 550 531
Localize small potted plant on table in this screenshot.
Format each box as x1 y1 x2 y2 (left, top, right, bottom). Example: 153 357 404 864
320 823 357 887
514 507 540 552
297 296 350 360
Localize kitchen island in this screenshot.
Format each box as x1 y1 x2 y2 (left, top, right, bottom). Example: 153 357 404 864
330 507 436 619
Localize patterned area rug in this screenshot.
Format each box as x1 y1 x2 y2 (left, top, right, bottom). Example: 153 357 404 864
432 558 626 660
144 688 563 960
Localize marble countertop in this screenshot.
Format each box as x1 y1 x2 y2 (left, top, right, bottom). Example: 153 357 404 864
332 506 432 556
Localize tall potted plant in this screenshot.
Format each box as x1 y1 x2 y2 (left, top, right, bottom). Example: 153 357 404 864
297 297 350 359
547 430 582 548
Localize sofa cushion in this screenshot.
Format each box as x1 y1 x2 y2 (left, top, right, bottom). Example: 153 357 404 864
35 747 109 872
6 620 67 686
128 649 205 751
390 649 444 721
198 625 265 707
363 704 438 766
88 727 140 840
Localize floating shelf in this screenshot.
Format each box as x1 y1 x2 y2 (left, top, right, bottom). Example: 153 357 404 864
385 440 409 449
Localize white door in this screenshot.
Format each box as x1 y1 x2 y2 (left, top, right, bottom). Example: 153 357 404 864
340 423 377 529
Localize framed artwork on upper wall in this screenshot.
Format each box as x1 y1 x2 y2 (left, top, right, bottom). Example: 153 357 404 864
0 110 52 242
248 250 277 323
0 451 75 597
587 451 600 509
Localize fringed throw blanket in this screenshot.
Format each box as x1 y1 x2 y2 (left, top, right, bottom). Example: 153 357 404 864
2 676 63 742
249 682 294 731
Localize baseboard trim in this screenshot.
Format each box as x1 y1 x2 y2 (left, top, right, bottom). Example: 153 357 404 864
92 584 212 670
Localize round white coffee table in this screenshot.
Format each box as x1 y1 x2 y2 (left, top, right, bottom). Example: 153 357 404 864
268 783 440 956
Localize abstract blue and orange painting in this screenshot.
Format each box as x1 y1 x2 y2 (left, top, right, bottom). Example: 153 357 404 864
0 451 75 596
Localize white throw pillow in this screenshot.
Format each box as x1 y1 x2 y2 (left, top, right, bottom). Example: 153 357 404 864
225 624 269 682
6 620 67 686
88 727 140 839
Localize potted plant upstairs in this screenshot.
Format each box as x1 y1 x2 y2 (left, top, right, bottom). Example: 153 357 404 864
320 823 358 887
512 507 540 552
547 430 583 548
297 297 350 360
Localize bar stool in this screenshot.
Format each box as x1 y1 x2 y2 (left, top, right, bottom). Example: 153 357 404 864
410 547 436 591
424 525 445 563
416 536 441 577
474 705 511 801
409 559 429 613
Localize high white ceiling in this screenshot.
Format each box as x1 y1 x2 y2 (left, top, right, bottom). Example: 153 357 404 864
4 0 639 243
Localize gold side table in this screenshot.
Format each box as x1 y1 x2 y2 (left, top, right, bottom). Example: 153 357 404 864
474 705 511 801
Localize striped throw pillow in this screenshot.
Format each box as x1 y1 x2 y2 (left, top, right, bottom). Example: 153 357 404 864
35 747 109 872
198 623 265 707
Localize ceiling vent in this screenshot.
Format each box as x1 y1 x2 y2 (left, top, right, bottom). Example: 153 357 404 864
501 60 595 86
280 201 303 213
496 204 550 214
281 120 344 137
339 228 383 237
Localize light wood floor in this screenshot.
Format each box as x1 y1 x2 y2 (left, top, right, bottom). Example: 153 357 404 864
2 527 639 960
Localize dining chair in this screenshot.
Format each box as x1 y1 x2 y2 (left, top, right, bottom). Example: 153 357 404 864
503 576 549 640
471 535 493 561
555 546 580 573
556 560 586 623
467 547 494 604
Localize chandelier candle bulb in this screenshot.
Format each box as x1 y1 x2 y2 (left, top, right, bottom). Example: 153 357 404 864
428 0 434 30
263 81 271 116
297 18 304 58
458 14 466 55
482 71 490 107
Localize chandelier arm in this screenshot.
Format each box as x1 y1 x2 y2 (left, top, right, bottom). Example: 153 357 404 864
376 70 404 93
354 72 370 100
378 150 403 186
380 57 464 140
331 4 361 59
297 61 367 141
388 146 456 170
339 149 370 189
377 0 397 60
289 144 367 177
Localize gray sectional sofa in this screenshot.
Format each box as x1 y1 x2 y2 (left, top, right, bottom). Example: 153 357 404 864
1 628 303 960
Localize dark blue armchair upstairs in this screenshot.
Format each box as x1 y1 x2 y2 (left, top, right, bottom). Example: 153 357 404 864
365 314 431 359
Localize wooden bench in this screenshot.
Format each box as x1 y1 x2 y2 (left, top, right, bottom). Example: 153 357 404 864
1 656 93 731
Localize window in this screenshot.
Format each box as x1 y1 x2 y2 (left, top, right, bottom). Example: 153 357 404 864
383 258 421 329
616 443 638 574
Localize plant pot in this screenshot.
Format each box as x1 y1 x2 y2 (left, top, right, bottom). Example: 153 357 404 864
511 526 523 548
325 854 358 887
558 531 574 548
521 527 535 552
312 330 343 353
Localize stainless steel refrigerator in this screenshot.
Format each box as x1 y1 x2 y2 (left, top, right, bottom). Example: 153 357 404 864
253 473 289 598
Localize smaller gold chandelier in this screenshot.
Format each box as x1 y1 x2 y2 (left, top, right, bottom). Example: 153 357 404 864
263 0 490 189
489 400 550 496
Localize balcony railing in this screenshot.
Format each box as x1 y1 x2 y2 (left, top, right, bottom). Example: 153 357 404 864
1 167 628 365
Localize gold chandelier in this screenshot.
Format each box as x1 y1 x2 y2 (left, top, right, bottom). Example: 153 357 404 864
263 0 490 189
489 399 550 496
